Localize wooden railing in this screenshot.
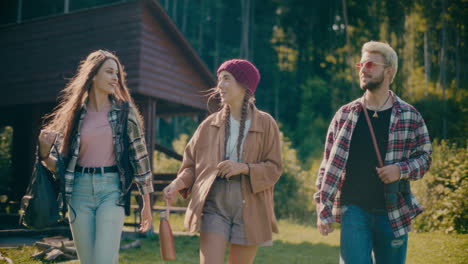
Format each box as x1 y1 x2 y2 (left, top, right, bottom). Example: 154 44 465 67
124 144 185 229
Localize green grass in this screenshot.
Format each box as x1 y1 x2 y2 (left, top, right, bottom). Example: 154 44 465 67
1 214 467 263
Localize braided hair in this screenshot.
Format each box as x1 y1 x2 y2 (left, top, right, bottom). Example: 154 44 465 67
222 92 251 161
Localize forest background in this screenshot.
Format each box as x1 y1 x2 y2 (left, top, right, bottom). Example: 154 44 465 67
0 0 466 235
152 0 467 234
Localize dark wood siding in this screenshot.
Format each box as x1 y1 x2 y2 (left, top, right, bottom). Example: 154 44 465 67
0 2 142 106
138 2 213 110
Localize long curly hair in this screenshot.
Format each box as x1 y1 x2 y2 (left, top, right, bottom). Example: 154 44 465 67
42 50 143 154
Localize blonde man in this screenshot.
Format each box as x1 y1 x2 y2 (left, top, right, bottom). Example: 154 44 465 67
315 41 432 263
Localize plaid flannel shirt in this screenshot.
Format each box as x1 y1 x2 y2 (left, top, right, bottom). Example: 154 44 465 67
314 91 432 237
55 98 153 206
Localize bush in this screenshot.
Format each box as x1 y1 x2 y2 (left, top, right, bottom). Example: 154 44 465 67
0 126 13 188
153 134 187 207
156 131 318 222
153 134 186 174
412 140 467 234
274 132 315 222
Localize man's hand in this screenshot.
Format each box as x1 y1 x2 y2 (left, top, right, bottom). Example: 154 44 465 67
317 216 334 236
376 164 401 184
216 160 248 179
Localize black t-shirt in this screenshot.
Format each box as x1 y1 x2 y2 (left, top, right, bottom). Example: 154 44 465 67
341 107 393 210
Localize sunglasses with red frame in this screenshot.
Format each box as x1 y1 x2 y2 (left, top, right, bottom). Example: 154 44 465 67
355 61 387 70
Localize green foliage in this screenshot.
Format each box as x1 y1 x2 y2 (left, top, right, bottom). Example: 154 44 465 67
160 0 467 163
153 133 187 174
412 140 468 234
274 132 315 221
153 133 188 207
0 126 13 188
412 96 468 145
296 77 333 160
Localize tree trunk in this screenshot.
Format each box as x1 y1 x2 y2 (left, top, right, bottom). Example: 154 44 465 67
181 0 189 34
172 0 178 25
240 0 251 59
341 0 357 92
197 0 205 55
439 0 448 139
424 31 431 95
455 28 460 96
250 0 255 61
213 1 222 71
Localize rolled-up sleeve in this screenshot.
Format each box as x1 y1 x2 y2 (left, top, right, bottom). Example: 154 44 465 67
173 129 199 199
314 111 338 204
397 115 432 181
248 116 282 194
127 107 154 195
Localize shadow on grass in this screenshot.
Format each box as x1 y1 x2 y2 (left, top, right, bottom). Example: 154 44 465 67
119 235 339 264
257 240 339 264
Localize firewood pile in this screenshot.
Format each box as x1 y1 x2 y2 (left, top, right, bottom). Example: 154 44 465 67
30 236 142 262
32 236 76 261
0 252 14 264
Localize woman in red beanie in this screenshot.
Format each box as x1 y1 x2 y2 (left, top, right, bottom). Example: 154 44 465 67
164 59 282 264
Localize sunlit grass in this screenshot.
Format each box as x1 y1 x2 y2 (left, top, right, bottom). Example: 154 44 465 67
1 215 466 264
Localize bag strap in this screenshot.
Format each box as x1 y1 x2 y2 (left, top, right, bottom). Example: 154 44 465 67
51 141 68 220
121 102 132 194
360 100 384 168
166 199 170 220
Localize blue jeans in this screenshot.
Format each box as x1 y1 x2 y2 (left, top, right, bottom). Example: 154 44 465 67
68 170 125 264
340 204 408 264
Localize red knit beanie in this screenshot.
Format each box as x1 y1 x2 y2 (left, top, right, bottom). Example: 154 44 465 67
216 59 260 95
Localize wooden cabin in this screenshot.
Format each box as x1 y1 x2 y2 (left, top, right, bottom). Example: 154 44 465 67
0 0 215 227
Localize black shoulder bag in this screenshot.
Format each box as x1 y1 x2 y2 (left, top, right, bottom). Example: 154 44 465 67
20 142 67 229
360 101 411 209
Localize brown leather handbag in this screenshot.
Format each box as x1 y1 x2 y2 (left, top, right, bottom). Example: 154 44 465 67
159 201 176 260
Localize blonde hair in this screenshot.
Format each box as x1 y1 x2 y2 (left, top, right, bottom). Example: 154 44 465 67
42 50 143 154
362 41 398 83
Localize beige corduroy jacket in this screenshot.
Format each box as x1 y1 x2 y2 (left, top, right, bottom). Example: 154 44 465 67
172 105 282 244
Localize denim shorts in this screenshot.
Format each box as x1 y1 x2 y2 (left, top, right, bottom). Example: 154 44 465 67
201 177 272 246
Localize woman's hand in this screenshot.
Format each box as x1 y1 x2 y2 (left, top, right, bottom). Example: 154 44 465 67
163 182 180 205
139 205 152 233
139 193 153 233
216 160 249 179
38 130 58 160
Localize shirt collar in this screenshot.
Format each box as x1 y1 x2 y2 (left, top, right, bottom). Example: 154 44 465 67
211 104 264 133
352 90 405 113
81 95 122 112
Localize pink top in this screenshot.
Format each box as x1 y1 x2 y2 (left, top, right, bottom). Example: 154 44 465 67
77 107 116 167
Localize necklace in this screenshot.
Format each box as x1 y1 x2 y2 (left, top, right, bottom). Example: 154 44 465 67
225 116 240 161
365 92 391 118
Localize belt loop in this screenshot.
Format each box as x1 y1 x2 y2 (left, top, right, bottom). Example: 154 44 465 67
81 166 85 175
100 167 104 175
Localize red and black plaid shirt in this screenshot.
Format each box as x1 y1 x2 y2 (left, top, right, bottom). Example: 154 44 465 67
315 91 432 237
